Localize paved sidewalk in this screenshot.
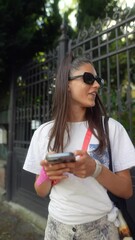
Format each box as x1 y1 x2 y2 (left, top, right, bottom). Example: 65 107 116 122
0 159 46 240
0 200 44 240
0 160 46 240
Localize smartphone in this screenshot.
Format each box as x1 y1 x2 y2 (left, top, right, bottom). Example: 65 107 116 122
46 152 76 164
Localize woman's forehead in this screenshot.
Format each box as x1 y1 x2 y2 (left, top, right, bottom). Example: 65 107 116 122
71 63 96 74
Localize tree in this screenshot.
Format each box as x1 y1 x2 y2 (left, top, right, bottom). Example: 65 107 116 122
76 0 118 29
0 0 134 111
0 0 62 110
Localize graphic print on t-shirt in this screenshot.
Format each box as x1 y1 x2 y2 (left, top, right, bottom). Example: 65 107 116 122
88 144 109 168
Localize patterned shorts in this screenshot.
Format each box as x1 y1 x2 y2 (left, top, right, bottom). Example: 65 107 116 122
44 214 120 240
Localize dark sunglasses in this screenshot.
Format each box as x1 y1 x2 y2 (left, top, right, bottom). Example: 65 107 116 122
69 72 104 87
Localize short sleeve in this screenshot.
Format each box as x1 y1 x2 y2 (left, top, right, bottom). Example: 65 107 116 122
23 122 52 175
109 118 135 172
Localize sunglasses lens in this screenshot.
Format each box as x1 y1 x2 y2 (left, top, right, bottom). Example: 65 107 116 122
83 72 104 87
96 77 104 87
83 73 95 85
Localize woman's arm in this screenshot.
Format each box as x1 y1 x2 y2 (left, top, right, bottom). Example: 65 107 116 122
34 160 70 197
34 175 52 197
66 150 133 199
96 167 133 199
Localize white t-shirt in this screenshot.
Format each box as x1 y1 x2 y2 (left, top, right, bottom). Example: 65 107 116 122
23 118 135 225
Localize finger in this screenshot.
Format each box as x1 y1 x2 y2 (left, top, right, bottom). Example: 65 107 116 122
47 163 68 170
74 158 86 169
40 160 52 168
74 150 86 156
49 174 68 180
46 167 70 176
40 159 46 166
73 167 86 174
65 162 76 169
73 171 86 178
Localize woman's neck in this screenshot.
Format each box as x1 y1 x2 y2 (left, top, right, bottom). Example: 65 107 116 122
68 107 86 122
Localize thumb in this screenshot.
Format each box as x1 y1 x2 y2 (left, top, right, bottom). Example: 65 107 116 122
74 150 86 156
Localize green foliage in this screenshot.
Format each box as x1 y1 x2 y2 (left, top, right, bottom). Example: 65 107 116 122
0 0 62 110
76 0 118 29
0 0 134 113
0 0 61 66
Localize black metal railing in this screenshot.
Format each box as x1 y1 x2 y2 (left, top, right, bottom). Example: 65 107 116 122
7 8 135 217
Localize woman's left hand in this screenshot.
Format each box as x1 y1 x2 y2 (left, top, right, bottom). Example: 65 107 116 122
66 150 96 178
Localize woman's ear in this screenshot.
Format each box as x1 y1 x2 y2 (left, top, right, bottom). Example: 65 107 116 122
68 84 71 91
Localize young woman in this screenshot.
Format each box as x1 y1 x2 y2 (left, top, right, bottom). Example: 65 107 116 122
23 53 135 240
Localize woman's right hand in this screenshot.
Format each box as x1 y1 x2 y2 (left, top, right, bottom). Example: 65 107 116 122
40 159 70 181
34 158 70 197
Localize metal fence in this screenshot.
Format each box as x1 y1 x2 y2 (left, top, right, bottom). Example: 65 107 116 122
7 8 135 218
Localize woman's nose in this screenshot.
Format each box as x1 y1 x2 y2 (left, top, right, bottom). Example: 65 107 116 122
93 80 100 88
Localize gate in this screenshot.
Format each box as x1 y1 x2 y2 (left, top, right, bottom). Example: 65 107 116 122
7 8 135 219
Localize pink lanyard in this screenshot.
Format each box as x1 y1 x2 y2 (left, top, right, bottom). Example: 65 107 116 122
82 129 92 151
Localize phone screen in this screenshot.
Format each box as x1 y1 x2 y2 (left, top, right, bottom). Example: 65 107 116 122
46 152 75 164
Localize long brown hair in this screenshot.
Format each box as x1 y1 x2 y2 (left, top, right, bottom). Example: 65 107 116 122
47 53 107 154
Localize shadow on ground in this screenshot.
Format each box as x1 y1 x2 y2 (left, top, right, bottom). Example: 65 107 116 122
0 202 44 240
